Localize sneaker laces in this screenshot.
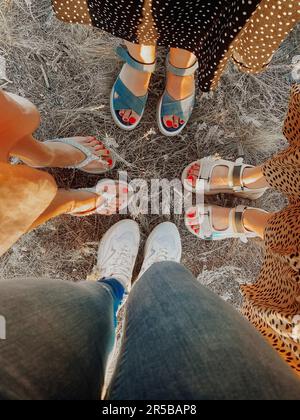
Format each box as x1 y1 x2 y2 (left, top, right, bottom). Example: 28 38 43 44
108 246 133 281
145 247 171 268
139 245 176 280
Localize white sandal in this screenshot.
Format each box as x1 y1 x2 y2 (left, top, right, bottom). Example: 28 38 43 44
70 179 133 217
182 156 268 199
185 204 268 243
34 137 116 175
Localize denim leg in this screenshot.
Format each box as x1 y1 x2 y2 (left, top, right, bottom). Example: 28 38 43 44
107 262 300 400
0 277 123 400
99 278 125 327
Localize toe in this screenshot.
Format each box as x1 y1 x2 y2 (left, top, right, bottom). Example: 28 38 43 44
123 110 131 123
88 139 101 148
192 225 200 234
163 116 174 129
129 111 139 125
173 115 180 129
84 136 97 143
188 167 201 177
186 209 199 227
186 175 197 187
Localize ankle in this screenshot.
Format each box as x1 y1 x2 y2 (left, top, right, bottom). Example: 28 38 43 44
40 146 56 167
125 41 156 64
243 209 273 239
243 166 269 190
169 48 197 69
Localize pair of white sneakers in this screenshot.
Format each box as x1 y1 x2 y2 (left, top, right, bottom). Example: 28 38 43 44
97 220 182 290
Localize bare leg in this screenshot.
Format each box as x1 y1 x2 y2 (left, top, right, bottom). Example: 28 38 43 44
9 134 113 170
29 189 98 230
163 48 197 129
242 166 269 190
243 209 274 240
1 91 113 171
9 134 54 167
117 41 156 124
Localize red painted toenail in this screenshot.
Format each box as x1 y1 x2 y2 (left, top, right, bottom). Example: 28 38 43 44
129 117 137 124
187 211 196 218
123 118 128 122
174 124 179 128
180 120 185 125
187 176 194 183
107 159 113 166
166 120 173 128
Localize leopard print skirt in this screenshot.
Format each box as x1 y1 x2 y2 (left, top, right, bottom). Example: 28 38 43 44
241 84 300 377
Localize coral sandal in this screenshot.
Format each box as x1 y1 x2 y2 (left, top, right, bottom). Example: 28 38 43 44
157 55 199 136
110 46 156 131
182 156 268 199
185 205 268 243
70 179 134 217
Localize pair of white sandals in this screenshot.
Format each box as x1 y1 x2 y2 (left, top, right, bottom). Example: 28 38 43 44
33 137 133 217
182 156 269 243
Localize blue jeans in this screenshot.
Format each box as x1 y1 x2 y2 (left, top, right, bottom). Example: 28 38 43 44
0 262 299 400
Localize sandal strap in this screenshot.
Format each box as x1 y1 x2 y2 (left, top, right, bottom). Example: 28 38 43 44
198 156 215 182
161 92 195 120
201 211 215 240
190 205 260 243
197 156 253 193
230 205 248 235
45 138 102 169
166 55 199 76
116 46 156 73
113 77 148 116
228 158 250 192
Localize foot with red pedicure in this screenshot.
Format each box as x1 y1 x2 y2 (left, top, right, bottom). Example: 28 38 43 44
162 48 197 131
18 136 115 173
117 42 156 127
185 162 269 192
186 205 271 241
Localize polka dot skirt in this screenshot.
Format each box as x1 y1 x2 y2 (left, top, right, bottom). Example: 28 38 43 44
52 0 299 92
242 84 300 377
51 0 261 92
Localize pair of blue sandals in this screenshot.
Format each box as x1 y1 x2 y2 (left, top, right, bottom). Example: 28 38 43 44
110 46 199 137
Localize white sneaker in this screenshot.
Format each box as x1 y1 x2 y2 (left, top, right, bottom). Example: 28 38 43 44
138 222 182 279
97 220 140 290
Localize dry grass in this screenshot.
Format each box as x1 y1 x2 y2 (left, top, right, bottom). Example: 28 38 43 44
0 0 299 308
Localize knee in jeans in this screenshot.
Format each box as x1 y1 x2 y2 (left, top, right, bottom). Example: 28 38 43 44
135 261 186 290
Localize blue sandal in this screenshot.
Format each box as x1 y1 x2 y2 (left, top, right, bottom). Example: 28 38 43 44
110 46 156 131
157 55 199 136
